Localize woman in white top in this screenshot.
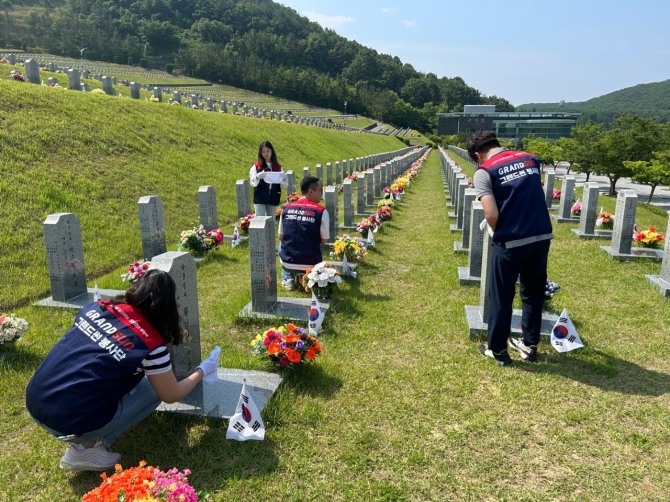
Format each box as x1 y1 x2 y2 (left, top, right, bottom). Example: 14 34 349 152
249 140 288 216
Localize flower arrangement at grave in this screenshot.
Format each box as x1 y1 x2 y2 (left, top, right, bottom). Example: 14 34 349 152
10 70 25 82
238 214 254 235
571 200 582 216
377 199 394 208
395 177 408 192
595 208 614 230
81 460 208 502
347 172 359 183
180 225 223 257
633 226 665 248
121 260 151 284
552 189 562 200
330 234 368 262
376 205 393 221
383 185 400 198
251 323 322 369
301 262 342 300
369 213 382 232
0 313 28 345
356 217 372 237
286 192 301 203
545 279 560 302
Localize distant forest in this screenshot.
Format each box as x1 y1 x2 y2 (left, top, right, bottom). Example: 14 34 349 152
0 0 514 133
516 80 670 126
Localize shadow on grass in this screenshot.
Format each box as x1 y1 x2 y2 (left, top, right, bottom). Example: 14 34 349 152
0 343 44 368
517 348 670 396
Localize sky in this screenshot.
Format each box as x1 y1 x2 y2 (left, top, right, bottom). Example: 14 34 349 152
277 0 670 107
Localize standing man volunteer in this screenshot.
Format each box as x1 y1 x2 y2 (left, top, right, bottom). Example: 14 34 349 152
468 131 553 366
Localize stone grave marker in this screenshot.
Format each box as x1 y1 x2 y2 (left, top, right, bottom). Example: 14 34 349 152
454 189 476 252
173 91 182 104
645 212 670 296
342 179 355 228
572 182 612 239
356 172 370 216
138 196 167 260
236 179 251 217
335 161 341 184
544 170 557 209
24 58 40 84
449 174 466 219
326 162 333 186
67 69 80 91
325 186 338 243
316 164 323 181
458 201 485 284
81 82 90 92
451 179 469 232
7 53 16 65
102 76 114 95
366 170 374 206
153 251 281 418
47 76 58 86
373 167 382 198
153 87 162 102
130 82 140 99
555 175 579 222
36 213 123 308
198 186 218 231
601 190 663 261
286 170 295 195
302 167 311 180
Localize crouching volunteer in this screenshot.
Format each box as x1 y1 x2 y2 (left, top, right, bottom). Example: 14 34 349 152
25 269 221 471
277 176 329 290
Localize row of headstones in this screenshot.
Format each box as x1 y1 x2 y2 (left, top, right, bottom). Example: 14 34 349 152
235 148 417 231
439 147 670 305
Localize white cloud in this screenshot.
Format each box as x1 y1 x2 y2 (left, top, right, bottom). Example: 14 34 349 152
301 11 356 29
380 7 398 14
402 20 416 28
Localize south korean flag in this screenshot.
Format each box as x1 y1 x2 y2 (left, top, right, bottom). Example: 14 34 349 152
341 253 357 278
231 225 241 248
550 309 584 353
366 227 376 248
226 380 265 441
308 291 325 336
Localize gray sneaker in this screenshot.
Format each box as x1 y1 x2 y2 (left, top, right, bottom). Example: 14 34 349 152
479 344 513 366
509 337 538 362
281 278 295 291
60 440 121 471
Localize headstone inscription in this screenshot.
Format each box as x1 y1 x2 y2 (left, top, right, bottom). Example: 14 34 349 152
458 201 485 284
198 186 218 231
24 58 40 85
555 175 578 222
235 180 251 217
454 189 476 252
572 182 612 239
138 196 168 261
342 179 355 228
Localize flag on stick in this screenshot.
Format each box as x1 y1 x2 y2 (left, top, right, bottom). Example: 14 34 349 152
366 228 376 248
550 308 584 353
231 225 241 248
226 380 265 441
341 254 356 278
308 291 325 336
93 283 101 302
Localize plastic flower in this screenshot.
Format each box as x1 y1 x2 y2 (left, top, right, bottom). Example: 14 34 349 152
571 200 582 216
252 323 321 368
0 313 29 344
596 208 614 229
330 234 367 262
121 260 151 284
633 226 665 248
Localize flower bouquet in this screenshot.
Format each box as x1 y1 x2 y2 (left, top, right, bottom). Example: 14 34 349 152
301 262 342 300
330 234 367 262
347 172 359 183
545 279 560 302
0 313 28 344
180 225 223 257
552 188 561 200
571 200 582 217
377 205 393 221
121 260 151 284
395 177 408 192
377 199 394 208
82 461 207 501
286 192 301 203
251 323 322 368
10 70 25 82
596 208 614 230
238 214 254 236
356 217 372 237
633 226 665 248
369 213 382 232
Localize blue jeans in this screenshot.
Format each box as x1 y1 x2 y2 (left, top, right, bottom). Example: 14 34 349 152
254 204 277 217
32 377 161 446
277 242 294 280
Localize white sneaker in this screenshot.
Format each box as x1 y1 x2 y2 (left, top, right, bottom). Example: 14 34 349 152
281 278 295 291
60 440 121 471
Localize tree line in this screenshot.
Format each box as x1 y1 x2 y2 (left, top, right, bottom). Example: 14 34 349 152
1 0 514 134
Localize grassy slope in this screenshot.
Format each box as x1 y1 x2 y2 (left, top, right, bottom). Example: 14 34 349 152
0 77 402 310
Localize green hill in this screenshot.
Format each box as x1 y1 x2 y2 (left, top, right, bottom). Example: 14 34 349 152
0 76 402 310
517 79 670 125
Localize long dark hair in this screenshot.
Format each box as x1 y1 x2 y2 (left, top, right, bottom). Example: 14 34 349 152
257 140 278 169
115 269 184 345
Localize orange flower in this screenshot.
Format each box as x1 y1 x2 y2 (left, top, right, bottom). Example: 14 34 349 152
267 341 281 355
286 322 298 332
285 347 302 363
285 334 301 343
314 340 322 353
306 346 317 360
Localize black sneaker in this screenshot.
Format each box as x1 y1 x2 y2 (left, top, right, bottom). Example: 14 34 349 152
508 337 538 362
479 344 513 366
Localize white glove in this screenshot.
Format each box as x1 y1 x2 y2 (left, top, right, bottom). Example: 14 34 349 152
196 346 221 383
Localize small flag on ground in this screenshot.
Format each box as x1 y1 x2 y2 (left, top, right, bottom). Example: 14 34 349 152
367 228 376 248
93 283 101 301
231 225 241 248
226 380 265 441
341 254 356 278
550 308 584 353
308 291 325 336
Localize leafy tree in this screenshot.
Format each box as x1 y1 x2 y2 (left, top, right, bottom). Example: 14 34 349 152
561 122 607 182
524 136 561 168
625 151 670 203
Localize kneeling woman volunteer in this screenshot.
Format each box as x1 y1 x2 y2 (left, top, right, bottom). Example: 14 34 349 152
26 269 220 471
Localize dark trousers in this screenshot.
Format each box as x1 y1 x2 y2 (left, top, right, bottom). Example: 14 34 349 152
487 239 551 353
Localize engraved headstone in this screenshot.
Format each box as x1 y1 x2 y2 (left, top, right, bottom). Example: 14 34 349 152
236 179 251 217
611 190 636 254
451 179 469 232
573 182 611 239
249 216 277 312
366 170 374 206
356 172 369 215
24 58 40 85
556 175 577 222
7 54 16 65
153 87 162 102
42 213 87 302
101 76 114 95
458 201 485 284
342 179 354 227
173 91 182 104
316 164 323 181
302 167 311 180
455 189 476 251
373 167 382 198
335 161 341 184
130 82 140 99
326 162 333 186
67 69 80 91
324 186 338 243
198 186 218 231
286 170 295 195
138 196 167 260
544 170 556 209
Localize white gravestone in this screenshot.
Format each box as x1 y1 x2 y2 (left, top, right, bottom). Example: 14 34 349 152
138 196 167 260
198 185 218 231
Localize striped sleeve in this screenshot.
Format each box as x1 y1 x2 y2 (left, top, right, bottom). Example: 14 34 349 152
141 345 172 375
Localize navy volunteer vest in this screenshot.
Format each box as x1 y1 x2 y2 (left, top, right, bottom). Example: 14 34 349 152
279 199 325 265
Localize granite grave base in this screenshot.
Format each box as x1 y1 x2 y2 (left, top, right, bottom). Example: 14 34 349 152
157 367 282 419
553 215 581 223
572 229 613 240
458 267 481 285
645 275 670 297
600 246 663 262
453 242 468 253
450 223 460 233
35 287 125 309
239 297 331 321
465 305 560 340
